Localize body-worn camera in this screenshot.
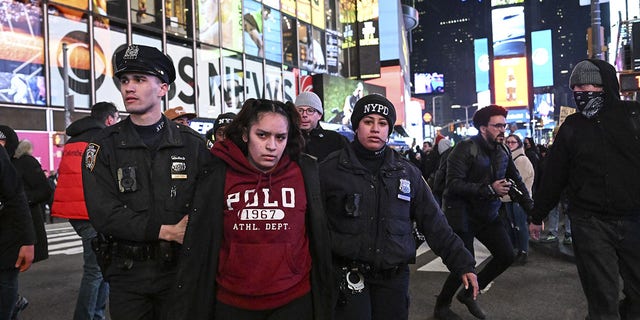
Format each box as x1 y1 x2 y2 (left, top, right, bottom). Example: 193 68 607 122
117 166 138 193
344 193 361 217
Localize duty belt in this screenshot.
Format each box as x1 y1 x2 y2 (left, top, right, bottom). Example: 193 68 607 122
112 241 159 261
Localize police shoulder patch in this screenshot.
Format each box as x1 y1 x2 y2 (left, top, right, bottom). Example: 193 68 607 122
85 143 100 171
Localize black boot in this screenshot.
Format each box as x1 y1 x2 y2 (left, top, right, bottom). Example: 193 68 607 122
434 305 463 320
456 288 486 319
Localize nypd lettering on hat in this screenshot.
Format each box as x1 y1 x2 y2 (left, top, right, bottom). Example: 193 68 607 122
363 103 389 116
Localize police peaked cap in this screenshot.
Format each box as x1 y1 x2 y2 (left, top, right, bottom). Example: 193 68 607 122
114 44 176 84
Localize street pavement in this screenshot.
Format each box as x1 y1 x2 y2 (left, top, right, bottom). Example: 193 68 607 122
14 222 587 319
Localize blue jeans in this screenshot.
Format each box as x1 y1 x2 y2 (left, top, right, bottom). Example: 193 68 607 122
0 268 18 320
69 219 109 320
505 202 529 253
571 213 640 320
548 199 571 236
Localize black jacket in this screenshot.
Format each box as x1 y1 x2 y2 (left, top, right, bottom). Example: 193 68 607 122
443 135 531 232
12 153 52 262
82 116 211 242
0 145 34 270
66 116 105 144
170 154 334 320
303 124 349 162
320 145 475 277
532 59 640 224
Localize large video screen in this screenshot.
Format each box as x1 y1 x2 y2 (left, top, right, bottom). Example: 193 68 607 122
0 1 45 106
474 38 490 93
491 0 524 7
493 57 529 107
414 72 444 94
492 6 525 58
531 29 554 87
534 93 555 127
312 74 385 128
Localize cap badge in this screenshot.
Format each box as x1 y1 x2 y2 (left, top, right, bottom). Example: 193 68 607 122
123 45 139 60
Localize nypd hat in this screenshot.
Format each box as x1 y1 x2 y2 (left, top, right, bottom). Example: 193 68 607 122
114 44 176 84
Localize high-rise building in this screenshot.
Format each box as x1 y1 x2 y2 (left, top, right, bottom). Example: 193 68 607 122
411 0 609 126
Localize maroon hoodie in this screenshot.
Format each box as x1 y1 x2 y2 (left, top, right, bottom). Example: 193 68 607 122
211 139 312 310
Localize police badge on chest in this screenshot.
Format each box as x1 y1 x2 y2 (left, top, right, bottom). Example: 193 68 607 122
398 179 411 201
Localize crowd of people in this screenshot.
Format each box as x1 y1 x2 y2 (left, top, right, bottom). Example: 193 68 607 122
0 45 638 320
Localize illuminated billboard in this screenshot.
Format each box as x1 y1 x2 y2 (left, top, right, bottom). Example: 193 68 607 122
492 6 525 58
491 0 524 7
414 72 444 94
357 0 380 79
263 8 282 63
531 29 554 87
243 0 264 58
474 38 490 92
493 57 529 107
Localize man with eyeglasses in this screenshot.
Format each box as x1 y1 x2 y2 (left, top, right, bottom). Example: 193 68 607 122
434 105 533 320
294 91 348 161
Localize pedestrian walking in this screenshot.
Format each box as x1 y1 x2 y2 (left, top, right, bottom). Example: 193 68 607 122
530 59 640 319
51 101 119 320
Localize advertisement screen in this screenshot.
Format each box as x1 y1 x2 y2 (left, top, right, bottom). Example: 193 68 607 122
281 0 296 16
166 42 196 111
474 38 490 93
297 0 311 23
264 63 283 101
0 1 45 106
326 30 341 76
299 22 313 71
244 58 264 100
94 26 127 111
531 29 554 87
197 0 242 47
243 0 264 58
357 0 380 79
534 93 555 127
493 57 529 107
48 15 90 108
492 6 525 58
196 45 223 118
282 14 298 66
414 73 444 94
314 74 385 128
263 8 282 63
263 0 279 10
311 0 325 29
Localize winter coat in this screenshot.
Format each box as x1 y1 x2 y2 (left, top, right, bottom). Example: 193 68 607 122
532 59 640 223
319 145 475 277
52 116 105 220
0 145 34 270
443 135 531 232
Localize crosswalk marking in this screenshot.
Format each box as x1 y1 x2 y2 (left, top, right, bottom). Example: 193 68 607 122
47 224 82 256
45 223 496 269
416 239 490 272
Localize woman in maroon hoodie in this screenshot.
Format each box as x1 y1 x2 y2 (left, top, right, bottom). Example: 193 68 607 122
171 99 334 320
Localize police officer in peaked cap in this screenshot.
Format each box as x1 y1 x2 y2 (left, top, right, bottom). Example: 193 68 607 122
82 44 212 319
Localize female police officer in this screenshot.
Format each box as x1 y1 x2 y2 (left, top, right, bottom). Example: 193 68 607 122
319 94 478 320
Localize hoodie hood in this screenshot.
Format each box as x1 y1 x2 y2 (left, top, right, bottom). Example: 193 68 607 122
66 116 105 137
581 59 620 105
211 139 292 177
0 125 19 157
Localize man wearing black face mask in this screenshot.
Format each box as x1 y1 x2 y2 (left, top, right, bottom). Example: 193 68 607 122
529 59 640 320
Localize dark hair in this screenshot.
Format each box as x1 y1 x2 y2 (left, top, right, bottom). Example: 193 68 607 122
91 102 118 123
506 134 523 149
472 104 508 129
224 99 304 161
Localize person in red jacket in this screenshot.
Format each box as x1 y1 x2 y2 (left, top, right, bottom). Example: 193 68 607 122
51 101 118 320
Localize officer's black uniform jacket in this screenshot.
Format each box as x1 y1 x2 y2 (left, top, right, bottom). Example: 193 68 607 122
170 154 334 320
442 135 530 232
532 59 640 224
319 145 475 277
82 116 211 242
303 124 349 162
